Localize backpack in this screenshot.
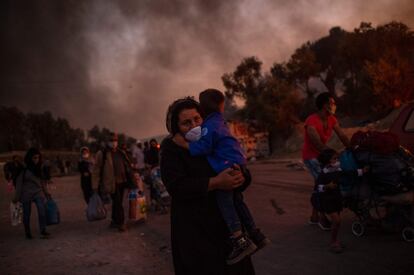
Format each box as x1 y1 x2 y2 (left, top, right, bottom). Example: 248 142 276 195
351 130 399 155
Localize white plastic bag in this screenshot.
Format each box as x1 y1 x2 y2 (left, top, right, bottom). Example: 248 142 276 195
10 202 22 226
86 193 107 221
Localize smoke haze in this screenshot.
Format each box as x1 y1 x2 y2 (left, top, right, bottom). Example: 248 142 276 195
1 0 413 138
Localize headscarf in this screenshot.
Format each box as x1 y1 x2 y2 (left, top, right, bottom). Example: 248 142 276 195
24 147 42 178
165 97 201 135
80 146 90 154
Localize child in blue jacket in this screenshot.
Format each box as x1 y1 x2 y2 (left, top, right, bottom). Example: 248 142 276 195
174 89 269 265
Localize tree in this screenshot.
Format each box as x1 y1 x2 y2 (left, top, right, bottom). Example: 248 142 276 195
339 21 414 116
365 49 414 111
286 43 320 97
222 56 301 152
222 56 265 120
310 26 348 98
0 106 27 152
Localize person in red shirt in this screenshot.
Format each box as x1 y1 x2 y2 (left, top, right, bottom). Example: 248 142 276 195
302 92 350 230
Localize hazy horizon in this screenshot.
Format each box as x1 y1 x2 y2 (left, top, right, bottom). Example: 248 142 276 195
1 0 413 139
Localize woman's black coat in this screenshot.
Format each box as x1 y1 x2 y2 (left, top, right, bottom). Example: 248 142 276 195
160 137 255 275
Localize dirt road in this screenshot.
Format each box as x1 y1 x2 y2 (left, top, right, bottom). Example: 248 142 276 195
1 161 413 275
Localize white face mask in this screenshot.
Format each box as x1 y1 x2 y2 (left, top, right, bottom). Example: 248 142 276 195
184 126 202 142
327 104 337 115
331 161 341 168
108 141 118 149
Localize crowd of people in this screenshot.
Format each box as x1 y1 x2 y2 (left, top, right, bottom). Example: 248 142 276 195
4 90 410 275
4 136 162 237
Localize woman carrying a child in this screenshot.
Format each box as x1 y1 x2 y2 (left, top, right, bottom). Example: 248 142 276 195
160 95 256 275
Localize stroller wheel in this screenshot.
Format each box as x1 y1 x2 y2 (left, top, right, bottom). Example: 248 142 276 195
402 227 414 242
352 221 365 237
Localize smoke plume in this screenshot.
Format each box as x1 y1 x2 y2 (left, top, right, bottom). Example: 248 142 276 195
1 0 413 138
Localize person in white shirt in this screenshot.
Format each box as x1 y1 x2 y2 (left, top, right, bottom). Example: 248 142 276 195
133 141 145 172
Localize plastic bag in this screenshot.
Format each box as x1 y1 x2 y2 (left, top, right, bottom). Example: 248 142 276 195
137 196 147 220
10 202 22 226
46 198 60 225
128 189 147 221
86 193 107 221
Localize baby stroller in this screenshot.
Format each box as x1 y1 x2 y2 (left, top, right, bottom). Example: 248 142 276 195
340 146 414 242
148 166 170 213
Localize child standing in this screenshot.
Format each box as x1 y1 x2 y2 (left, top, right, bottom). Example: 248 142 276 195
174 89 269 265
315 149 368 253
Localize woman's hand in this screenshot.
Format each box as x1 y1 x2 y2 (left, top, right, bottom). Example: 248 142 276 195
172 133 189 149
209 168 244 191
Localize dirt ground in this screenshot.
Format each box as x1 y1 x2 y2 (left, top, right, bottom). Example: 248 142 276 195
1 161 413 275
0 174 173 275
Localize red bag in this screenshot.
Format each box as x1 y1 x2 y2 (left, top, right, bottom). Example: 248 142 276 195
351 130 399 155
370 131 399 155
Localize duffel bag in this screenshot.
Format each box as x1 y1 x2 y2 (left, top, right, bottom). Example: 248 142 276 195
46 197 60 225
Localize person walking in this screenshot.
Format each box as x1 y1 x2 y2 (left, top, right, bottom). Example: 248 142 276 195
92 133 132 232
145 139 160 168
133 141 145 174
302 92 350 230
78 147 94 204
13 148 51 239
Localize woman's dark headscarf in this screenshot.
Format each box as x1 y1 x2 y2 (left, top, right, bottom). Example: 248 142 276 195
24 147 42 178
166 97 201 135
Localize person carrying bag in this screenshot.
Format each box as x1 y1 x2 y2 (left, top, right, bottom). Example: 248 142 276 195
13 148 51 239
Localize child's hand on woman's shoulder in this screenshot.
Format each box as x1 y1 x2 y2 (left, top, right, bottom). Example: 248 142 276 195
173 133 189 149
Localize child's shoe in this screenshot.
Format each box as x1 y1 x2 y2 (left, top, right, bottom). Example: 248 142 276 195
227 234 257 265
318 217 332 231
